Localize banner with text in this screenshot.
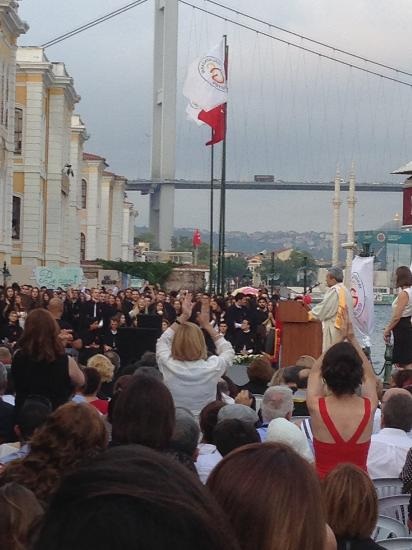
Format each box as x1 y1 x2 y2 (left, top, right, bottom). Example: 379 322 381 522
350 256 374 348
34 267 86 290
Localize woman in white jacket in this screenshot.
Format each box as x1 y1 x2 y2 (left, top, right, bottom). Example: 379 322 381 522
156 294 235 418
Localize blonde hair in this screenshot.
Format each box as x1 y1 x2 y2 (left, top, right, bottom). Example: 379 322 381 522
171 322 207 361
268 369 285 387
87 354 114 383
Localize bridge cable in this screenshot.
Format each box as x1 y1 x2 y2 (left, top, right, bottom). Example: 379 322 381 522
179 0 412 89
41 0 149 49
202 0 412 78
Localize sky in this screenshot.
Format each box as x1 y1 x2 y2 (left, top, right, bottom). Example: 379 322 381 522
17 0 412 233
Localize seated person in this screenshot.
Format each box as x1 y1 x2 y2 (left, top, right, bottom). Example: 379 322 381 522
241 356 273 395
233 319 255 355
213 419 260 457
293 368 310 416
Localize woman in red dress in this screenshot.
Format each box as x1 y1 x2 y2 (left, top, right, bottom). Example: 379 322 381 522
307 311 378 478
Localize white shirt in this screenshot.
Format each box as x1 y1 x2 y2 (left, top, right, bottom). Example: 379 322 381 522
367 427 412 479
196 443 222 484
156 328 235 418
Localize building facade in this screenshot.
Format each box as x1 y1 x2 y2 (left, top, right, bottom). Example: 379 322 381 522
12 46 80 267
81 153 137 262
10 47 137 270
0 2 27 265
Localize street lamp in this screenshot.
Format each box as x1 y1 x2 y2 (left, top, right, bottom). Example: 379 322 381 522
2 261 10 287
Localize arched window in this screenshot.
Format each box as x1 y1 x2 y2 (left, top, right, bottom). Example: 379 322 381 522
80 233 86 261
81 179 87 209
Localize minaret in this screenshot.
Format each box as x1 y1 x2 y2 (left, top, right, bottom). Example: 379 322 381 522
345 162 357 286
332 167 341 266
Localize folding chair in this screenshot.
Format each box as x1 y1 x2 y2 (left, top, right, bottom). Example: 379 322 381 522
375 538 412 549
378 495 410 528
374 478 404 498
373 515 408 541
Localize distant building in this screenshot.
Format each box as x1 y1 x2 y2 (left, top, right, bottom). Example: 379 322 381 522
355 230 412 272
81 153 137 262
0 3 27 265
12 47 80 267
10 45 137 270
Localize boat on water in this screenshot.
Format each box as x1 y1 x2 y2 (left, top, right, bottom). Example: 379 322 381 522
374 287 395 305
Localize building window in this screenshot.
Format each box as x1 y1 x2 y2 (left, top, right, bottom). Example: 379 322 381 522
80 233 86 261
81 179 87 209
14 108 23 154
12 196 21 240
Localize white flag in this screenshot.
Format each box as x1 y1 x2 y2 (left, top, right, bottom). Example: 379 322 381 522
183 39 227 117
351 256 374 348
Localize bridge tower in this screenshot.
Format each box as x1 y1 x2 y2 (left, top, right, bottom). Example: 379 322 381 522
150 0 178 250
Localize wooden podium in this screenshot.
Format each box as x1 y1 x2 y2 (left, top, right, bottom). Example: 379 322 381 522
277 301 322 367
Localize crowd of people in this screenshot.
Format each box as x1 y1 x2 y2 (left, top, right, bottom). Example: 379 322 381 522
0 275 412 549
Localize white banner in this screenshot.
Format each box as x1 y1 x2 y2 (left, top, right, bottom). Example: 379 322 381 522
183 39 227 118
351 256 375 347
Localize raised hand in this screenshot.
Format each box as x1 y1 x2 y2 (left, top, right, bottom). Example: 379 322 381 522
180 292 194 320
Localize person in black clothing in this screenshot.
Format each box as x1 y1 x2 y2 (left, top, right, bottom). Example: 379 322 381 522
241 356 273 395
226 293 248 342
78 318 102 365
79 288 105 329
234 319 255 355
0 363 15 443
0 310 22 347
102 317 120 353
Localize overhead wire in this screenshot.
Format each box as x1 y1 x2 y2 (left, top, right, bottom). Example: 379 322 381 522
40 0 412 89
179 0 412 89
41 0 149 49
203 0 412 78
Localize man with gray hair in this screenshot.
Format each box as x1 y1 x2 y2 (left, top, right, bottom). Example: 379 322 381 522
258 386 294 441
308 266 352 351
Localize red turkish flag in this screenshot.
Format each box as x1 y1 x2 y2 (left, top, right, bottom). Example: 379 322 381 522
192 228 201 247
198 103 226 146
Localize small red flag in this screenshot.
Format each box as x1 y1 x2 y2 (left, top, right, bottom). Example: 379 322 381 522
192 228 201 247
198 103 226 146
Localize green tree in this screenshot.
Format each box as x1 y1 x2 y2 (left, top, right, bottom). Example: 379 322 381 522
225 257 249 280
98 260 174 286
134 231 156 249
260 250 318 286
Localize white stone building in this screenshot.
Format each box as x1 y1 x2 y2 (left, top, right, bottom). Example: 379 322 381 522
81 153 137 262
12 46 80 267
0 1 27 265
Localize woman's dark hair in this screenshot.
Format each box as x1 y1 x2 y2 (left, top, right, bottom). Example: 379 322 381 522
207 443 326 550
0 482 43 550
321 342 363 396
396 266 412 288
18 309 64 363
246 357 272 383
34 445 240 550
111 375 175 450
199 401 226 444
391 369 412 390
82 367 102 396
0 403 107 503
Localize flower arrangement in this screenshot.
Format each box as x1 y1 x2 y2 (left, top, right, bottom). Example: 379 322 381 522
233 354 263 365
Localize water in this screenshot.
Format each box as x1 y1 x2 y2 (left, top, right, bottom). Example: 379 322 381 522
371 304 391 376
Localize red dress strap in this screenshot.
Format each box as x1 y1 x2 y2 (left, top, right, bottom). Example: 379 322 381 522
318 397 343 443
348 397 371 444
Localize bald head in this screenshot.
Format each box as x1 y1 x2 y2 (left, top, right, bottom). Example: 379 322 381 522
48 297 64 318
382 387 412 404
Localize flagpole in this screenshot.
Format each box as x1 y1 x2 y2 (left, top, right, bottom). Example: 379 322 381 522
209 142 214 293
217 35 228 295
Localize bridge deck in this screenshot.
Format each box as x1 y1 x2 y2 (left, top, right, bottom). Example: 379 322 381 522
126 180 402 193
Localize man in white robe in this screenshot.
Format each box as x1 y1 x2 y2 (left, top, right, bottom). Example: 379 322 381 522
309 266 352 352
